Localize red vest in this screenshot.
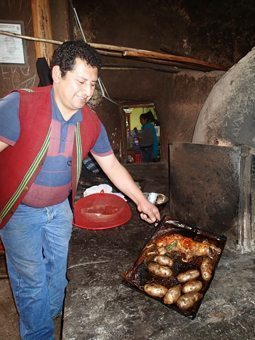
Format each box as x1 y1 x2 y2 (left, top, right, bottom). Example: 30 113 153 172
0 85 101 228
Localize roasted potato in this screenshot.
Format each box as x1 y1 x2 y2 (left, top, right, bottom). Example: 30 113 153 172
200 257 213 281
157 246 167 255
177 269 200 283
147 262 173 278
182 280 203 293
176 292 203 310
154 255 173 267
163 285 181 305
144 283 168 298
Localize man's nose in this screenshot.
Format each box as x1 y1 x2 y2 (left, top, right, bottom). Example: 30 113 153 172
81 83 94 98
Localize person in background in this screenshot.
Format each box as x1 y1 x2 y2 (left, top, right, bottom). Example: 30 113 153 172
0 40 160 340
139 111 159 162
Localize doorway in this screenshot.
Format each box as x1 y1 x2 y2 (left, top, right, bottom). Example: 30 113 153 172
121 103 160 163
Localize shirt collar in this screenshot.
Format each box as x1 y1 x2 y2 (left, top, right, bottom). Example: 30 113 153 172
51 88 83 124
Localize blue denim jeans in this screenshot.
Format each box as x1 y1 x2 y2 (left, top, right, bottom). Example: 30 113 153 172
0 199 73 340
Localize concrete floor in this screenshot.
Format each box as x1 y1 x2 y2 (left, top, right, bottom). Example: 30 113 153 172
0 163 254 339
1 237 254 340
62 211 255 340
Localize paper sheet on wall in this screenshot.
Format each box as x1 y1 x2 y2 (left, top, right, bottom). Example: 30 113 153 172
0 23 25 64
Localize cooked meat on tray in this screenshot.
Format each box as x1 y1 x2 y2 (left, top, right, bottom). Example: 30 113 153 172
144 233 222 262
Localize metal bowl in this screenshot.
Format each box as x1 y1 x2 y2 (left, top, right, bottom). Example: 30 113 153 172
143 192 169 206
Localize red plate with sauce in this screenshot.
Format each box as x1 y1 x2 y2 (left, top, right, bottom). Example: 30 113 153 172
73 193 132 230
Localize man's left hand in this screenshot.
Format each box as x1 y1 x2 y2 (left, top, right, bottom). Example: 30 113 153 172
137 199 160 223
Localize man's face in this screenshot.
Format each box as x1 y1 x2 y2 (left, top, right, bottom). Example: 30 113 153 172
53 57 98 116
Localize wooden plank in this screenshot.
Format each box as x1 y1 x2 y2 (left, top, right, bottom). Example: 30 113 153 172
31 0 54 62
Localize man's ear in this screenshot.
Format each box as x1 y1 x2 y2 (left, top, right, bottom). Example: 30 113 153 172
52 65 62 83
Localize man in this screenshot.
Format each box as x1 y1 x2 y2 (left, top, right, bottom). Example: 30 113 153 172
0 40 160 339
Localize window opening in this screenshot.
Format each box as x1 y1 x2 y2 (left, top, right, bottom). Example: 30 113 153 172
122 104 160 163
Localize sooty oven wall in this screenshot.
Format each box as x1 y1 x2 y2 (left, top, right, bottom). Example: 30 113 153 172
73 0 255 160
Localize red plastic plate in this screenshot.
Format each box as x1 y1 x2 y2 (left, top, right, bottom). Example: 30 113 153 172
73 193 132 230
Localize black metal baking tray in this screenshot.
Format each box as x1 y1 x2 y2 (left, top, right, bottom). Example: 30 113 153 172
123 216 227 319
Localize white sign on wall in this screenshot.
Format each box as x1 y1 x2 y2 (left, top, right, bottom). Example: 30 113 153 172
0 22 26 64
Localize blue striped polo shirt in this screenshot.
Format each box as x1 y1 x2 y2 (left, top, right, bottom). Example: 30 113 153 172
0 90 113 207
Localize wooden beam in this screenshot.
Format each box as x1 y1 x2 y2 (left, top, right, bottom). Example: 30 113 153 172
123 50 227 71
0 30 228 71
31 0 54 63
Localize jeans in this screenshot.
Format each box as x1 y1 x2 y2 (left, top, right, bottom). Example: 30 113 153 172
0 199 73 340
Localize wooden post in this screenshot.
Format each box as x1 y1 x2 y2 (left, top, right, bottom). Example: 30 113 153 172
31 0 54 63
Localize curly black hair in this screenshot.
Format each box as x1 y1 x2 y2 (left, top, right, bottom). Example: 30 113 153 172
51 40 102 77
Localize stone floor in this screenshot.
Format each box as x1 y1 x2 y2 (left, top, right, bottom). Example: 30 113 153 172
0 163 254 339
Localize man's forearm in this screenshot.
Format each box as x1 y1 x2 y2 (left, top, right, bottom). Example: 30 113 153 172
91 153 160 223
105 161 145 204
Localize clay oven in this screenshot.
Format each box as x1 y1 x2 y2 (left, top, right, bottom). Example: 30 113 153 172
169 48 255 253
